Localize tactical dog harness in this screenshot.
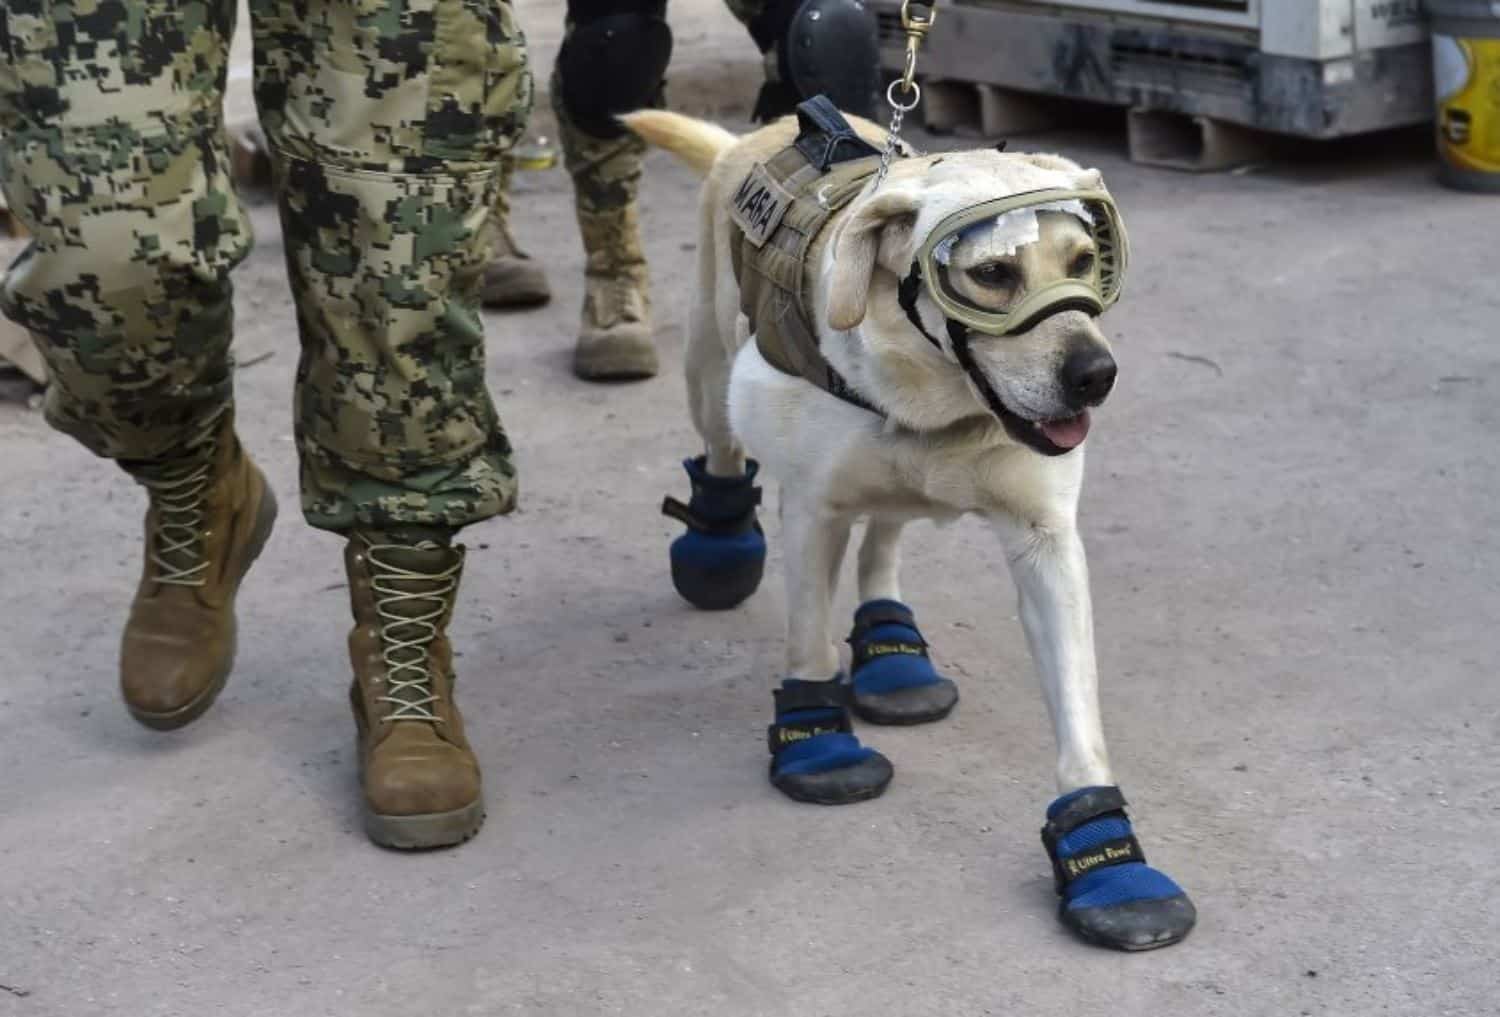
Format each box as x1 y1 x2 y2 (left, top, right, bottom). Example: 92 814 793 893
728 97 896 415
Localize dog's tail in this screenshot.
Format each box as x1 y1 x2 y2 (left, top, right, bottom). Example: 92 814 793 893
620 110 737 176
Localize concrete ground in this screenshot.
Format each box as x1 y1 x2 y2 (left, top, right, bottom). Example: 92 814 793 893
2 3 1498 1015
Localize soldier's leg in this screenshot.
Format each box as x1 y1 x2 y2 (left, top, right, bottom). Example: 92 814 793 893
480 155 552 309
722 0 880 122
251 0 533 849
552 0 673 382
0 0 277 729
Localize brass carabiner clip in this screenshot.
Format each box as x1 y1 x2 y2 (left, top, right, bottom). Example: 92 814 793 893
897 0 937 98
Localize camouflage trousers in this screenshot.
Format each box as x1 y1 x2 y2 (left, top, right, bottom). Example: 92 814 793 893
545 0 768 239
0 0 533 533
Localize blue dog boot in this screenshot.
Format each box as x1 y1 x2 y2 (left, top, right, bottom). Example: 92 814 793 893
767 677 893 805
847 600 959 725
1041 786 1196 951
662 457 766 611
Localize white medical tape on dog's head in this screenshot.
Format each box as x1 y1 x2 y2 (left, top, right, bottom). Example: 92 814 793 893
931 200 1089 265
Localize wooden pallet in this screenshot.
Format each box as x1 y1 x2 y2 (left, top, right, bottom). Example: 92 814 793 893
916 78 1273 171
921 80 1079 138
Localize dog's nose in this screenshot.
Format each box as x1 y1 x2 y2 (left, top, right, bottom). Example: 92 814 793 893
1061 348 1117 408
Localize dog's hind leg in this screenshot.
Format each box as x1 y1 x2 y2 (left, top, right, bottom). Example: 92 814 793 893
682 299 745 477
765 501 893 805
995 518 1195 952
846 517 960 725
661 224 766 611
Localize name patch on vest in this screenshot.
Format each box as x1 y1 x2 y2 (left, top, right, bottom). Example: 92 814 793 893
729 164 794 248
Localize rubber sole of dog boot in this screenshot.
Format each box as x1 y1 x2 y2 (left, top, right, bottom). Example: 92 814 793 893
769 752 894 805
671 554 765 611
1061 894 1197 952
127 485 279 732
851 678 960 726
365 798 487 850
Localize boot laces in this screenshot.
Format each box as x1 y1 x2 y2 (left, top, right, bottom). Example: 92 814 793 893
494 219 529 260
586 268 647 326
140 443 217 588
368 543 461 723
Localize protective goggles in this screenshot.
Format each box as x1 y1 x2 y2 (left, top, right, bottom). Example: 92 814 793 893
911 188 1128 336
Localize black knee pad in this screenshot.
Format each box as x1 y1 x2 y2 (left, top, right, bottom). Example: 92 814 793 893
558 0 673 138
746 0 879 122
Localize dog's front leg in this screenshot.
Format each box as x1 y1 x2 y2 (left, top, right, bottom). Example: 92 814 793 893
845 517 960 725
780 498 851 678
766 496 894 804
856 517 905 603
995 516 1196 951
994 519 1112 792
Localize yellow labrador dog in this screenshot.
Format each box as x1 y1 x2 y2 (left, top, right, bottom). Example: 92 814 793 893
630 104 1194 951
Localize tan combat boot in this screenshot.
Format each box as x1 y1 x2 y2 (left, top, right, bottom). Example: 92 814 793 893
121 412 278 730
481 219 552 309
345 535 483 849
574 202 658 380
480 156 551 309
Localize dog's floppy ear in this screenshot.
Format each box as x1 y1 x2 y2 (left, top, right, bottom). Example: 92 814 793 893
826 188 921 332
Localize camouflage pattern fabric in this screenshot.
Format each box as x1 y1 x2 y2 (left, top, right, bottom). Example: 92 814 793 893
550 57 650 277
0 0 533 534
540 0 767 334
493 155 517 238
547 0 768 264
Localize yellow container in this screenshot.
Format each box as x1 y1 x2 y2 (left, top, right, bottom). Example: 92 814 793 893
510 137 558 172
1431 20 1500 191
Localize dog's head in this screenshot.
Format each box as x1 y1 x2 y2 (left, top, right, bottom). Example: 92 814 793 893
823 149 1122 455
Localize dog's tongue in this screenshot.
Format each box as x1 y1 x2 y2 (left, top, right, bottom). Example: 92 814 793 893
1037 411 1091 450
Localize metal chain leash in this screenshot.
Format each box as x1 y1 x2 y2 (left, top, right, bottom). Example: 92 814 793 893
874 0 937 189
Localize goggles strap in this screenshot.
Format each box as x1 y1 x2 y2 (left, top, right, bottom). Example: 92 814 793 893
897 261 946 352
899 260 1010 423
946 323 1015 425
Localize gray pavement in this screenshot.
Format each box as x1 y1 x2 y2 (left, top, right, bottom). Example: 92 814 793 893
2 3 1497 1015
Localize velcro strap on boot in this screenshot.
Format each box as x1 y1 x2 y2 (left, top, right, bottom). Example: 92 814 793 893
847 603 929 670
848 602 918 639
661 495 760 537
687 478 763 517
849 636 929 670
1040 786 1147 895
1051 835 1147 889
766 679 853 754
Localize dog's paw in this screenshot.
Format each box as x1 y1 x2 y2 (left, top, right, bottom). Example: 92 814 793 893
767 677 893 805
1042 786 1196 952
846 600 959 725
663 456 766 611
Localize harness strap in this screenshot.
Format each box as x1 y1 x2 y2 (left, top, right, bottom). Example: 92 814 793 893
732 98 899 418
794 95 884 169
